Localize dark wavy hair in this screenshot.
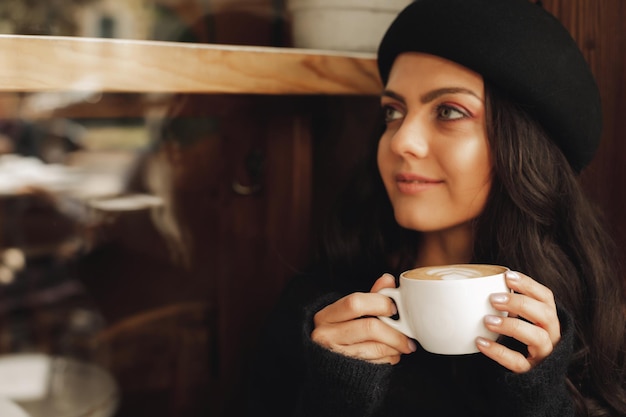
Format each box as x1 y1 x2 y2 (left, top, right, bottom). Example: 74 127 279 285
315 83 626 416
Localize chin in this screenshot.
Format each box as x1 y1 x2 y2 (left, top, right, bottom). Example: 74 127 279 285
393 213 428 232
393 211 474 233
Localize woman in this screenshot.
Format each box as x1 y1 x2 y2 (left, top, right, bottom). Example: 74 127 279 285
247 0 626 416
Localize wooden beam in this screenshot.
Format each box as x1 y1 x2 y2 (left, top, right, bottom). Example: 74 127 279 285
0 35 382 95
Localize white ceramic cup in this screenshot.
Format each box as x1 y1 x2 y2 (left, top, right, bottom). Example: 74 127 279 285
377 264 510 355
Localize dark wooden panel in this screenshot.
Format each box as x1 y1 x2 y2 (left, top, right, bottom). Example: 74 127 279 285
543 0 626 257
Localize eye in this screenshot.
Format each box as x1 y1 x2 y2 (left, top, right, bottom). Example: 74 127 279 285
437 105 468 120
383 105 404 123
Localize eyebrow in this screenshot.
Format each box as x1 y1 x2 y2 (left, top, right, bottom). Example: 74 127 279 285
381 87 482 104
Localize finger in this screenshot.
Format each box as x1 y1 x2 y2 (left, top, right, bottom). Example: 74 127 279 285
483 314 554 360
314 292 397 325
504 271 556 308
489 292 560 345
370 273 396 293
312 316 415 355
476 337 532 373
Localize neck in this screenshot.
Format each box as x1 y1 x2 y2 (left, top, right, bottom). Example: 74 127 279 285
415 223 475 267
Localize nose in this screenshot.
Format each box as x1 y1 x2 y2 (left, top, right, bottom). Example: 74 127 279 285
388 114 429 158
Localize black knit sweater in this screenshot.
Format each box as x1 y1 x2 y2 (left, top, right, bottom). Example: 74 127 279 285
246 273 575 417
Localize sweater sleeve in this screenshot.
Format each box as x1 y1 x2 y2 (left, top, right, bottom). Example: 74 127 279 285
295 293 394 417
491 304 575 417
245 274 393 417
246 276 392 417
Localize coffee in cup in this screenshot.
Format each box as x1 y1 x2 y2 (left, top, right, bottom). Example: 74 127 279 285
403 264 506 281
378 264 510 355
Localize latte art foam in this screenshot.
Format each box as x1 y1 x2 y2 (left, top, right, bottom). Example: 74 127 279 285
403 264 507 281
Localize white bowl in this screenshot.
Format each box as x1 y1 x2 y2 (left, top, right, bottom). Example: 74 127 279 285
0 354 50 402
288 0 412 52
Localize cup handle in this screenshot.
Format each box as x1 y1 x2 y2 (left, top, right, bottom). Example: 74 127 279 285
377 287 416 340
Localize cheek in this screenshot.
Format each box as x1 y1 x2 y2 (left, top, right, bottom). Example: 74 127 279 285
442 136 492 183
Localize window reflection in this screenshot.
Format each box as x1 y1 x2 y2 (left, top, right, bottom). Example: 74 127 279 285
0 1 335 416
0 0 290 46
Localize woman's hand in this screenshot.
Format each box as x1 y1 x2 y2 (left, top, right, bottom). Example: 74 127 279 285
476 270 561 373
311 273 417 365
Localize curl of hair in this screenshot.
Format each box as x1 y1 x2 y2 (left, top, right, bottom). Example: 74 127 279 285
314 123 417 291
475 84 626 416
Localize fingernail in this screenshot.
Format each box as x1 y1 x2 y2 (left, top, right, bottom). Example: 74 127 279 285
391 303 398 315
505 271 521 281
408 339 417 352
490 293 509 304
484 315 503 326
476 337 491 348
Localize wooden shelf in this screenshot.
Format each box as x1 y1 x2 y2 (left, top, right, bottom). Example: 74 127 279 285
0 35 381 95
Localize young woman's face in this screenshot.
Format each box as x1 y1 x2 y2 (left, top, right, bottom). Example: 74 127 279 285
377 52 492 233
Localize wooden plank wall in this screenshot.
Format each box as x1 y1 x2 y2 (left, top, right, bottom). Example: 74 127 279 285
543 0 626 259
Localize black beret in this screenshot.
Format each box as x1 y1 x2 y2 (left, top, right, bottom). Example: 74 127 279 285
377 0 602 172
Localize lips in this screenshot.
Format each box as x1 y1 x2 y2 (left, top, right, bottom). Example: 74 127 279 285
395 173 443 193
